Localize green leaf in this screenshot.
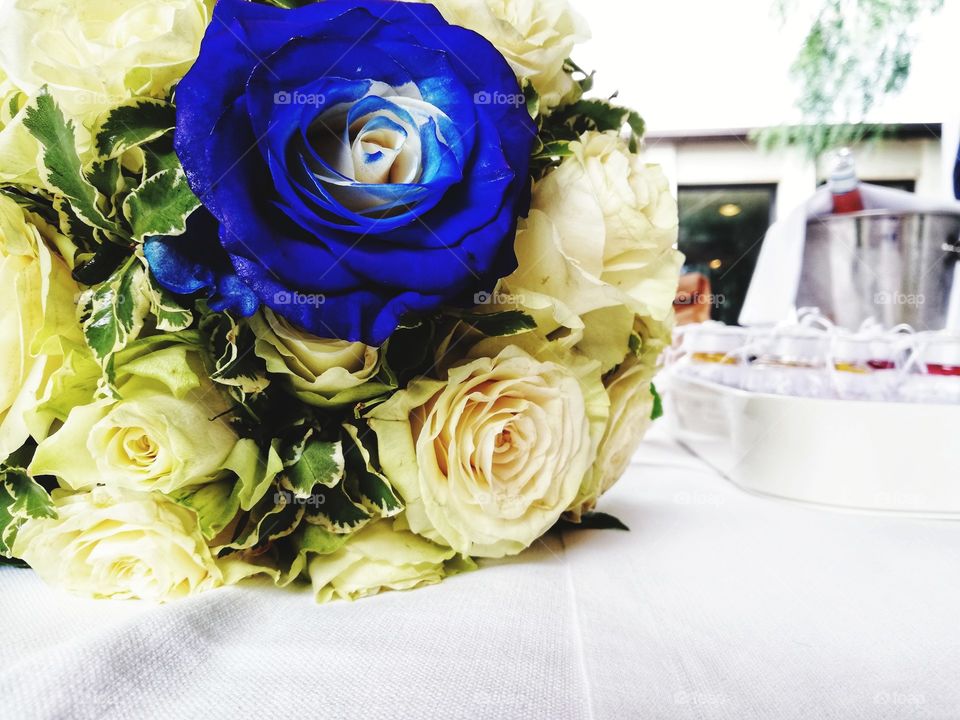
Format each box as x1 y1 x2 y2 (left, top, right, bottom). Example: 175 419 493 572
342 423 402 517
71 242 131 285
94 99 176 159
459 310 537 337
536 140 575 158
22 90 118 235
562 511 629 532
522 79 540 118
52 196 96 247
625 109 645 141
86 158 124 208
216 492 303 554
144 145 181 177
0 468 56 557
284 439 344 497
381 319 435 387
171 480 239 540
78 256 150 364
650 383 664 421
144 266 193 332
540 97 645 154
305 481 371 535
122 168 199 243
201 312 271 401
564 57 595 94
274 523 348 585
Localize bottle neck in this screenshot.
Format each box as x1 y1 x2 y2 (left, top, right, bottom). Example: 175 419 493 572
828 173 859 195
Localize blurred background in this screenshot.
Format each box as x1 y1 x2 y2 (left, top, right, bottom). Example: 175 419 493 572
574 0 960 323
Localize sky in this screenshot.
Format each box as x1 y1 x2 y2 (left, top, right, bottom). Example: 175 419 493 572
573 0 960 133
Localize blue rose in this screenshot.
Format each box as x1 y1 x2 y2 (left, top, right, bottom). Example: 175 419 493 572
146 0 536 344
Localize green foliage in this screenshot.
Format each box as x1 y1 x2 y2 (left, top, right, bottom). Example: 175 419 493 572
342 423 402 517
453 309 538 337
122 168 199 243
758 0 943 157
0 466 56 558
283 437 345 496
532 95 645 177
78 256 150 365
650 383 664 421
752 123 896 159
561 511 629 532
200 310 271 407
94 98 176 159
22 89 199 253
23 91 120 237
144 270 194 332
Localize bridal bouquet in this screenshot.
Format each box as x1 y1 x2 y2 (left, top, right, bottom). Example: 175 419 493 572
0 0 680 602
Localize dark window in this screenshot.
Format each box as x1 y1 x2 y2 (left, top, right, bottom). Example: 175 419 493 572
677 184 776 325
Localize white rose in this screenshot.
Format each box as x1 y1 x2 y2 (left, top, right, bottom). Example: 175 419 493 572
308 520 467 602
30 343 239 494
581 316 672 517
369 344 604 557
249 309 388 407
0 0 213 181
503 131 682 370
0 0 212 119
424 0 589 110
13 486 222 601
0 69 42 186
0 194 80 460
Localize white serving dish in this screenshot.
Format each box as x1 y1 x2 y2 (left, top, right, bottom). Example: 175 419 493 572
662 373 960 518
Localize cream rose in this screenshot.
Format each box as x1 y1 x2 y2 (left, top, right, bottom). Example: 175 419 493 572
30 343 238 494
0 194 80 460
575 316 672 518
0 0 212 119
0 69 42 186
249 308 388 407
308 520 466 602
369 344 602 557
423 0 589 110
0 0 213 182
501 131 682 370
13 486 221 601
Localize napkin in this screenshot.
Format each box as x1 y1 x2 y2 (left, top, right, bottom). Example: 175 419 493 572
739 183 960 326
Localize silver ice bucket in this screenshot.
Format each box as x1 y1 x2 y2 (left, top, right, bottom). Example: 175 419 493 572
796 211 960 331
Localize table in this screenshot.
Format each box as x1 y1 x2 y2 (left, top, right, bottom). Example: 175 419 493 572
2 424 958 719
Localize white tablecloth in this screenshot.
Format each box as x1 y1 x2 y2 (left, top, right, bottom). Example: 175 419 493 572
2 424 958 719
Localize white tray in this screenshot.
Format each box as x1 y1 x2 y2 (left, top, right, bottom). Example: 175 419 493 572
663 373 960 518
